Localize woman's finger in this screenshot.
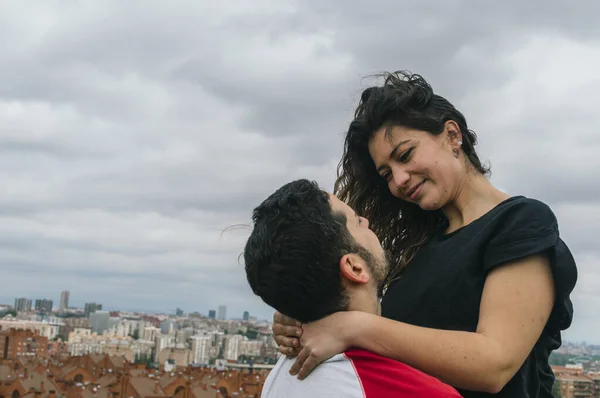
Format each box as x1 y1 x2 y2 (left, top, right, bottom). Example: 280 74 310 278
274 335 299 348
297 354 320 380
273 323 302 339
289 346 311 376
274 311 302 327
279 346 301 358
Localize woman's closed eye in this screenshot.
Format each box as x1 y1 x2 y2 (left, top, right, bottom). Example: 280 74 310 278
399 147 413 163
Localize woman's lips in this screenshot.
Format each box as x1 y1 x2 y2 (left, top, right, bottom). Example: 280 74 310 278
408 181 425 201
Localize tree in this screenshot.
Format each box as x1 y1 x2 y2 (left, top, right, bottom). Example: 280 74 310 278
0 309 17 318
56 312 85 319
133 353 154 368
135 353 147 364
549 352 575 366
551 381 562 398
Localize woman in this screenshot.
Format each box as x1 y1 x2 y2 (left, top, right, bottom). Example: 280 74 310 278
271 71 577 397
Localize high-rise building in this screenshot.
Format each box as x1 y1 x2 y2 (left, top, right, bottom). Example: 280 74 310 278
191 335 211 365
34 299 53 313
175 308 184 317
59 291 70 311
13 298 32 312
224 335 243 361
243 311 249 321
88 311 110 334
217 305 227 321
208 310 216 319
84 302 102 317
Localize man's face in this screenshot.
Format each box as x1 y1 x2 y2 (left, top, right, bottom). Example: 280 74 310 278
328 194 389 293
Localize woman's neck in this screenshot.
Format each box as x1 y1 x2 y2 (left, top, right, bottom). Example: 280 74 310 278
442 173 510 234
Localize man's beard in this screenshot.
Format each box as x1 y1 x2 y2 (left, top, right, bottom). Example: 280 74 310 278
358 247 391 299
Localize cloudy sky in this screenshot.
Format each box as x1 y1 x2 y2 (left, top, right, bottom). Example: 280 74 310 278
1 1 598 342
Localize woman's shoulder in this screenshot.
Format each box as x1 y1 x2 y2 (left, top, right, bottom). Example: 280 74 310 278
484 196 577 331
483 195 559 236
436 196 558 241
493 195 556 220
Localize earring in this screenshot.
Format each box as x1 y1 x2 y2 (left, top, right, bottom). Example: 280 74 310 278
454 140 462 158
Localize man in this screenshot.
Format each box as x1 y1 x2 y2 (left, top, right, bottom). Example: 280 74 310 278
244 179 462 397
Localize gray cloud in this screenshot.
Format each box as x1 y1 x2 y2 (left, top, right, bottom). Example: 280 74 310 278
0 0 597 340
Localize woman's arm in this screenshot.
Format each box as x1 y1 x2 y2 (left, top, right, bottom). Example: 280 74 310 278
291 253 555 393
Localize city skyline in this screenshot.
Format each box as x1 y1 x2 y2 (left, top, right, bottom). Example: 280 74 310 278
1 1 598 345
0 302 277 397
1 288 595 345
1 293 263 322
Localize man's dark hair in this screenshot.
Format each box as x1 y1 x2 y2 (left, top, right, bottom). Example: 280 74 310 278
244 179 358 323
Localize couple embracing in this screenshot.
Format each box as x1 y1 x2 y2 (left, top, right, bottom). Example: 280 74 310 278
243 71 577 398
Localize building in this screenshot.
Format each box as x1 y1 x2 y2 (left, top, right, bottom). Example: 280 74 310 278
238 339 263 358
88 311 110 334
160 320 176 334
59 290 70 311
59 316 89 339
208 310 216 319
224 335 244 361
84 302 102 317
142 326 160 341
0 351 270 398
107 319 139 338
243 311 249 321
217 306 227 321
0 318 62 340
13 298 32 312
0 328 49 360
553 365 600 397
175 307 184 317
35 299 53 313
190 335 212 365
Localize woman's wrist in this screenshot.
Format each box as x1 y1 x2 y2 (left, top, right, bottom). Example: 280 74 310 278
340 311 370 348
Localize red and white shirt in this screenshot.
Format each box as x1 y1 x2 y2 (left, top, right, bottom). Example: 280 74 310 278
262 349 462 397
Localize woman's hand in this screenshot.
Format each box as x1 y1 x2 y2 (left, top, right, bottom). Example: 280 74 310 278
289 312 354 380
272 311 303 357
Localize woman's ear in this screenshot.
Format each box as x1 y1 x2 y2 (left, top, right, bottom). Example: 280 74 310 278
443 120 463 146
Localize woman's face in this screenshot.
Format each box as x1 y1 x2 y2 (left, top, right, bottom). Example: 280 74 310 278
368 123 463 211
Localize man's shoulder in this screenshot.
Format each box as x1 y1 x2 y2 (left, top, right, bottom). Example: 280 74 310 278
344 349 461 397
262 353 365 398
262 350 461 397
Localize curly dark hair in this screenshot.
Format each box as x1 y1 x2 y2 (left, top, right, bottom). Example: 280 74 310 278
334 71 490 288
244 179 363 323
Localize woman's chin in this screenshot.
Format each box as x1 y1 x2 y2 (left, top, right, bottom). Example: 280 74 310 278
416 197 442 212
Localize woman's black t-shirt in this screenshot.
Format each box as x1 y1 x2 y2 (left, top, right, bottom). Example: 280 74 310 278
380 196 577 398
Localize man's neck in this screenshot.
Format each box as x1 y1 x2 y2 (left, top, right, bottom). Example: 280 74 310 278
347 289 379 315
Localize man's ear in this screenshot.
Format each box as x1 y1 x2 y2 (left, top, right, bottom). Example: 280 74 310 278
339 254 370 285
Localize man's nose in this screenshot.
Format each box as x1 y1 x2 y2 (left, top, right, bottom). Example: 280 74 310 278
360 217 370 228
